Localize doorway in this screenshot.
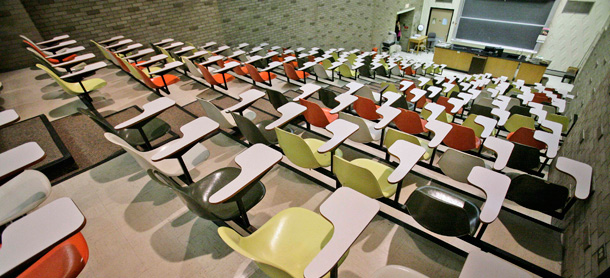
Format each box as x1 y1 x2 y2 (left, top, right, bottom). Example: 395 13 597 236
426 8 453 42
396 10 414 52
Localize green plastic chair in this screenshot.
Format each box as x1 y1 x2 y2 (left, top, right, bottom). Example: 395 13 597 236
338 64 357 80
462 114 485 138
545 113 570 133
383 129 432 161
275 128 342 169
504 114 536 133
333 155 396 199
36 64 107 110
420 107 453 123
380 82 399 93
331 52 340 62
218 207 345 278
347 53 358 65
321 59 333 70
91 40 117 64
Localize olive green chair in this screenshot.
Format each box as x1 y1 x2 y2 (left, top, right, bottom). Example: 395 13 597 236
503 114 536 133
437 149 486 183
383 129 432 161
321 59 334 70
218 207 344 278
544 113 570 133
333 155 396 199
379 82 399 93
338 64 357 80
420 106 453 123
37 64 107 111
461 114 485 138
275 128 342 169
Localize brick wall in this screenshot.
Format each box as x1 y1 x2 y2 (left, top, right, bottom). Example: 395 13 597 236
2 0 419 72
548 19 610 278
0 0 43 72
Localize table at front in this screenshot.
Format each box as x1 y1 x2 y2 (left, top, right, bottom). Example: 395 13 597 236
209 144 282 229
317 119 359 176
0 109 20 128
151 117 220 184
224 89 265 115
265 102 307 131
387 140 426 202
0 142 46 180
408 36 427 55
114 97 176 150
304 187 379 278
0 197 86 277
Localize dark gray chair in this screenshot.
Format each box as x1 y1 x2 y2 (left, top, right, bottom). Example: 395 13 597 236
318 88 340 109
506 173 569 214
148 168 265 221
359 63 373 78
232 113 277 145
266 89 307 128
509 105 532 117
468 104 494 119
406 186 480 237
427 32 437 51
78 108 171 150
506 143 541 172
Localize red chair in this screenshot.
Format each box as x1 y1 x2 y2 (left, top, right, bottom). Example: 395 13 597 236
23 40 76 64
353 96 381 120
436 96 463 115
406 91 430 109
17 232 89 278
283 63 310 84
532 92 551 104
197 63 235 90
507 127 547 150
299 98 338 128
245 63 277 86
393 108 429 135
442 123 481 151
135 64 180 95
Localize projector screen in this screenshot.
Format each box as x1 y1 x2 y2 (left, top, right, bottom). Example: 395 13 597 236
454 0 556 50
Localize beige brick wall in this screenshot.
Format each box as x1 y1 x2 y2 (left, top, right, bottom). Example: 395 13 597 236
548 18 610 278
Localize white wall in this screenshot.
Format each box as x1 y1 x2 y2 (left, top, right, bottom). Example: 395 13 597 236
537 0 610 71
419 0 610 72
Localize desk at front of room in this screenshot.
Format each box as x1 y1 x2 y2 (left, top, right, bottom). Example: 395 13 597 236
433 45 549 85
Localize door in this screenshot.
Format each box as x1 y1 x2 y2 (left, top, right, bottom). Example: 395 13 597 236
427 8 453 42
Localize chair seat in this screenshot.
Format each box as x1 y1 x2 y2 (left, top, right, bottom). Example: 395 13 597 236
151 74 180 88
350 159 396 198
295 70 310 79
213 73 236 84
119 118 171 147
0 170 51 226
194 167 266 220
47 54 78 64
321 107 339 123
67 78 107 94
304 138 343 167
260 72 277 81
17 232 89 278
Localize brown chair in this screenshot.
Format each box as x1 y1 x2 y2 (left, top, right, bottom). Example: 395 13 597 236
197 63 235 90
442 123 481 151
283 62 310 84
507 127 547 150
353 95 381 120
393 108 428 135
245 63 277 86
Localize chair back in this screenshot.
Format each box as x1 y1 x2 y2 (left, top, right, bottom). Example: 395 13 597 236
506 173 569 213
91 40 116 63
508 105 532 117
506 143 540 172
321 59 333 70
393 108 427 134
333 156 385 199
504 114 536 133
245 63 266 82
133 64 159 88
359 63 373 78
436 96 458 115
338 64 354 78
338 112 374 143
35 64 77 95
437 149 485 183
232 113 272 145
380 82 398 93
266 89 289 110
182 57 203 78
406 186 480 237
442 123 479 151
28 48 64 75
507 127 547 150
110 51 131 72
353 96 380 120
283 62 301 81
197 63 221 85
104 133 156 171
318 88 340 109
312 64 330 79
546 113 570 133
299 98 332 128
469 104 494 118
22 39 48 57
461 114 484 138
275 128 323 168
198 99 234 129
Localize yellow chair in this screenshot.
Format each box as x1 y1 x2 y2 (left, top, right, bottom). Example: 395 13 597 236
380 82 399 93
504 114 536 133
275 128 342 169
420 107 453 123
545 113 570 133
321 59 334 70
462 114 484 138
218 207 344 278
338 64 357 80
36 64 107 110
383 129 432 161
333 155 396 199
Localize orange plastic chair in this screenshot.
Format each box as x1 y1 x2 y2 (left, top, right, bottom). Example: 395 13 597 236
197 63 235 90
17 232 89 278
299 98 338 128
532 92 552 104
442 123 481 151
353 96 381 120
135 65 180 95
23 40 76 64
507 127 547 150
245 63 277 86
217 58 249 76
372 47 378 52
393 108 429 134
436 96 463 115
283 63 310 84
406 91 430 109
